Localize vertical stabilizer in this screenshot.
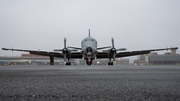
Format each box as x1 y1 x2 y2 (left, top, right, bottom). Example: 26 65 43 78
89 29 90 37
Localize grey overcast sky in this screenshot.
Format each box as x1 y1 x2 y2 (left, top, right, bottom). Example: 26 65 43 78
0 0 180 57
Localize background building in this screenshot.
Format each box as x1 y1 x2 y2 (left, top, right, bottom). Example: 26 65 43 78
0 54 65 65
134 48 180 65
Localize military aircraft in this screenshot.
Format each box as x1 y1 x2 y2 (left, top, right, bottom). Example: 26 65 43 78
2 29 178 65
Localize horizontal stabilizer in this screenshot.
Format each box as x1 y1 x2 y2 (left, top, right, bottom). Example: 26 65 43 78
97 46 111 50
67 46 82 50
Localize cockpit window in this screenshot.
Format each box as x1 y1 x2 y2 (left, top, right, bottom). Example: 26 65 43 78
84 39 96 42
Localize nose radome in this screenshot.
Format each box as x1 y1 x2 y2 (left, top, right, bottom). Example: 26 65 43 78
86 46 92 52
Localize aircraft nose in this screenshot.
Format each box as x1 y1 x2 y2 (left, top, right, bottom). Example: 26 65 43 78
87 52 91 56
86 46 92 52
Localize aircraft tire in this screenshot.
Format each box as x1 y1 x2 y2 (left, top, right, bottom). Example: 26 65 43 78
66 62 71 65
108 62 113 65
108 62 110 65
87 62 91 66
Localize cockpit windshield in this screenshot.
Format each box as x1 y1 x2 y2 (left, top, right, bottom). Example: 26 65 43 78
81 37 97 48
85 39 95 42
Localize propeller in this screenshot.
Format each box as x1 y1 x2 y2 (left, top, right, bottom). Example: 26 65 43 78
54 38 76 63
110 37 127 61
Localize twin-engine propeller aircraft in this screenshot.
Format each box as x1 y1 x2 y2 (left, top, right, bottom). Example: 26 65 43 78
2 29 178 65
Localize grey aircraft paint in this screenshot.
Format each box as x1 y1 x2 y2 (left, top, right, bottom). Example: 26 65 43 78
81 36 97 64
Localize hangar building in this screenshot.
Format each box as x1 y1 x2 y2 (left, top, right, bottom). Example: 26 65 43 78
134 48 180 65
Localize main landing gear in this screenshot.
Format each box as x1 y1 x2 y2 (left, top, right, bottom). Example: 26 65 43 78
66 62 71 65
50 55 54 65
108 58 113 66
108 62 113 65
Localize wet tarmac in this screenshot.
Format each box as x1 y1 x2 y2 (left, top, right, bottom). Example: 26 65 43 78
0 65 180 101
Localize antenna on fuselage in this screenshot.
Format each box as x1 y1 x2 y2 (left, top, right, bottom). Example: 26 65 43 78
89 29 90 37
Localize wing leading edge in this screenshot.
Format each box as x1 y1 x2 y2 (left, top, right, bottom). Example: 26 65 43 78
2 48 82 59
96 47 178 58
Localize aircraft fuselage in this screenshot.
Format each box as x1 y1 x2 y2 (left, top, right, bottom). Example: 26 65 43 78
81 37 97 65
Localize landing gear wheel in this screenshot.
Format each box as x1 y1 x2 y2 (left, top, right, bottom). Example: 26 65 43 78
66 62 71 65
108 62 110 65
87 62 91 66
108 62 113 65
86 60 92 66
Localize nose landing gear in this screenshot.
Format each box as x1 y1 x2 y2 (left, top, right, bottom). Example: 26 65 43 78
87 59 92 65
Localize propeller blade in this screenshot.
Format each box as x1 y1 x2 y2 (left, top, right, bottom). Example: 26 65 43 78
64 52 66 63
113 52 116 61
64 37 66 48
111 37 114 48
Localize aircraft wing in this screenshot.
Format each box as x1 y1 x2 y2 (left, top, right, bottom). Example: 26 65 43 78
96 47 178 58
70 51 82 58
96 52 109 58
97 46 111 50
2 48 82 58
